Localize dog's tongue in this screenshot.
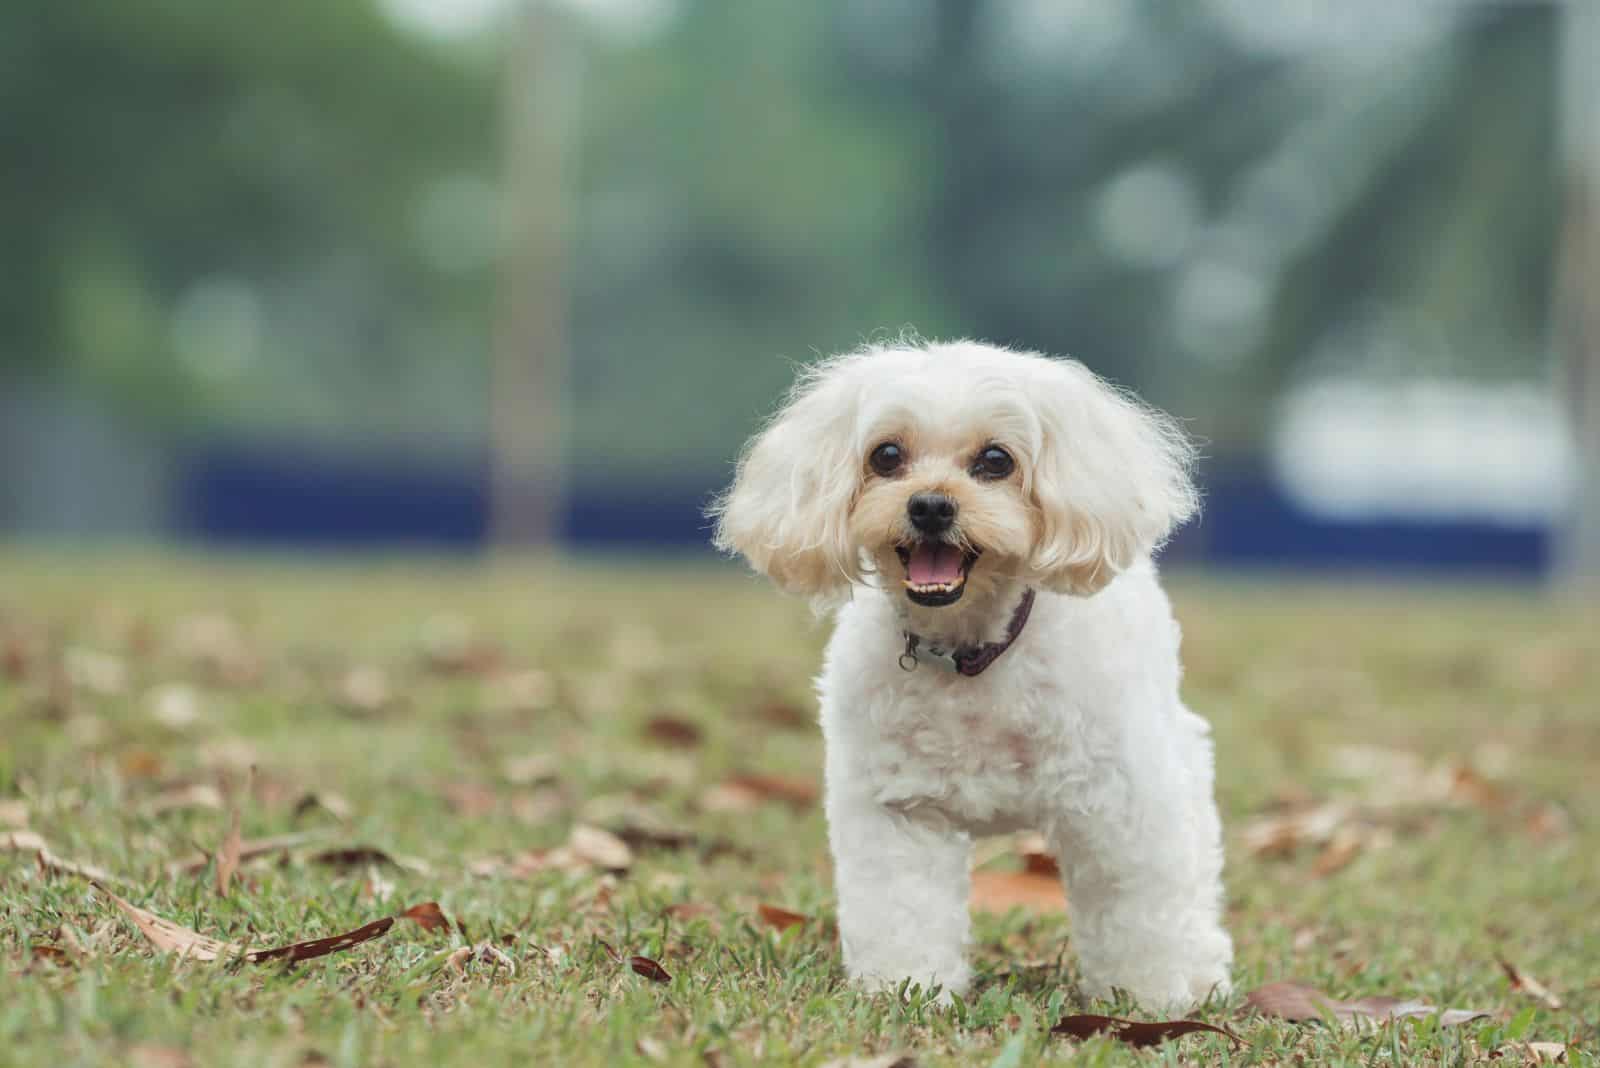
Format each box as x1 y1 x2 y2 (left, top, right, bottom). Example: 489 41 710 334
908 542 963 585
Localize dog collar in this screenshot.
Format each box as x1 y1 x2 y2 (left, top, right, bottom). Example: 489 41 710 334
898 589 1036 677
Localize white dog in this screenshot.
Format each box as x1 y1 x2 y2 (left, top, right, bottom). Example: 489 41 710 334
712 339 1232 1012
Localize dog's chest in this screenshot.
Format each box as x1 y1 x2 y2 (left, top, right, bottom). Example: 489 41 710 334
864 681 1057 830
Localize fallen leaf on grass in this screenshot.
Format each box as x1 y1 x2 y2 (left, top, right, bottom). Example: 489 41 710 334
2 829 48 852
756 699 812 731
100 887 447 964
1526 1042 1569 1063
401 902 452 932
820 1056 918 1068
215 790 244 897
629 955 672 983
1051 1014 1243 1049
501 752 560 786
446 942 516 976
1 800 29 827
700 773 818 812
128 1043 195 1068
308 847 431 874
757 904 808 933
29 944 75 967
166 831 326 876
146 784 225 815
39 848 118 884
1244 981 1489 1028
970 868 1066 915
569 825 634 871
418 616 503 677
664 902 716 922
334 666 396 715
147 684 204 730
292 792 353 823
1240 802 1353 858
1499 957 1562 1009
643 715 703 748
597 939 672 983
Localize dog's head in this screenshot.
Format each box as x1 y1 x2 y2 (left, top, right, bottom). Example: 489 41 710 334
711 340 1198 607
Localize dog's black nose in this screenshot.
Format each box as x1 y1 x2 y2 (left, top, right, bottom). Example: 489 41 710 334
907 492 957 534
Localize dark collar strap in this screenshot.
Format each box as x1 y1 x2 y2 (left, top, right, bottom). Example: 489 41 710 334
899 589 1036 677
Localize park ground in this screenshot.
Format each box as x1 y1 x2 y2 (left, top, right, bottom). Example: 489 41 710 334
1 553 1597 1066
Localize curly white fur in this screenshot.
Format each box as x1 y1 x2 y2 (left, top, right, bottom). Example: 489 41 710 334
712 339 1233 1012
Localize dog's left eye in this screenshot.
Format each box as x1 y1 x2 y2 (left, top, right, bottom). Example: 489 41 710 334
972 446 1015 480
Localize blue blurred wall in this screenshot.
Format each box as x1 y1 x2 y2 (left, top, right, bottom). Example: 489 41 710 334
176 442 1547 575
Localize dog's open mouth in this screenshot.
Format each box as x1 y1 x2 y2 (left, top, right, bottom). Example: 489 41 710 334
896 541 980 607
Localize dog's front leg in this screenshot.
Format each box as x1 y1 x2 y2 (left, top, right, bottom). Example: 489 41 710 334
826 771 973 1001
1048 721 1232 1013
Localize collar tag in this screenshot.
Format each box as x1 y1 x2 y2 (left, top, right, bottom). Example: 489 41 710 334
899 589 1036 679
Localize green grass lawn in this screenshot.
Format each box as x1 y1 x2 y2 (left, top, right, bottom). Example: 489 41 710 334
2 554 1596 1066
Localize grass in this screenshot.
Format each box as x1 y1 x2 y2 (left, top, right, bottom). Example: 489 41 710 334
1 553 1597 1066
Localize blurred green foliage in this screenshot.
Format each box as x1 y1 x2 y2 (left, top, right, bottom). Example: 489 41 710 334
0 0 1560 468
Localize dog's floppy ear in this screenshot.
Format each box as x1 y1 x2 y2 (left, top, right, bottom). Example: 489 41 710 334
1025 359 1198 596
710 359 865 600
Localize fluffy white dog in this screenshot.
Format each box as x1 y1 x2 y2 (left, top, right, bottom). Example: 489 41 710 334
712 339 1232 1012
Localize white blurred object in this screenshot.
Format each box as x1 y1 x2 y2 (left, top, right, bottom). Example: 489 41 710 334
1273 379 1577 524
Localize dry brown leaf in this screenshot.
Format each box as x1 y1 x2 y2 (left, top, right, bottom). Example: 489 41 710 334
166 831 325 876
629 954 672 983
643 715 703 748
119 749 166 781
757 904 808 933
664 902 716 922
29 944 75 967
480 670 556 715
39 848 118 884
970 868 1067 915
1526 1042 1569 1063
756 699 812 731
1524 802 1572 842
568 825 634 871
1 634 33 681
64 647 128 696
1051 1013 1242 1049
1240 802 1351 857
335 666 394 715
1 799 30 827
401 901 452 933
128 1043 195 1068
147 684 204 730
700 773 819 812
101 886 439 964
216 804 243 898
442 781 499 817
1499 957 1562 1009
819 1057 918 1068
292 791 354 823
1244 980 1488 1028
308 846 431 874
2 829 48 852
501 752 560 786
147 783 225 815
100 888 239 960
419 616 503 677
1309 825 1367 878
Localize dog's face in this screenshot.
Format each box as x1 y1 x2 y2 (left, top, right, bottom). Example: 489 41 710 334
713 341 1197 607
847 422 1035 609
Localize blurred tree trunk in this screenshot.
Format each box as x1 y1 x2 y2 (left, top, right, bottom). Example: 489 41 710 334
490 0 575 549
1559 2 1600 589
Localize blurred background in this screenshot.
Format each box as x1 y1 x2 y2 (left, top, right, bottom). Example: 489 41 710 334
2 0 1595 581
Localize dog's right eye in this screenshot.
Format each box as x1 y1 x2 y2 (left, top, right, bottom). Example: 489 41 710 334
869 442 905 477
